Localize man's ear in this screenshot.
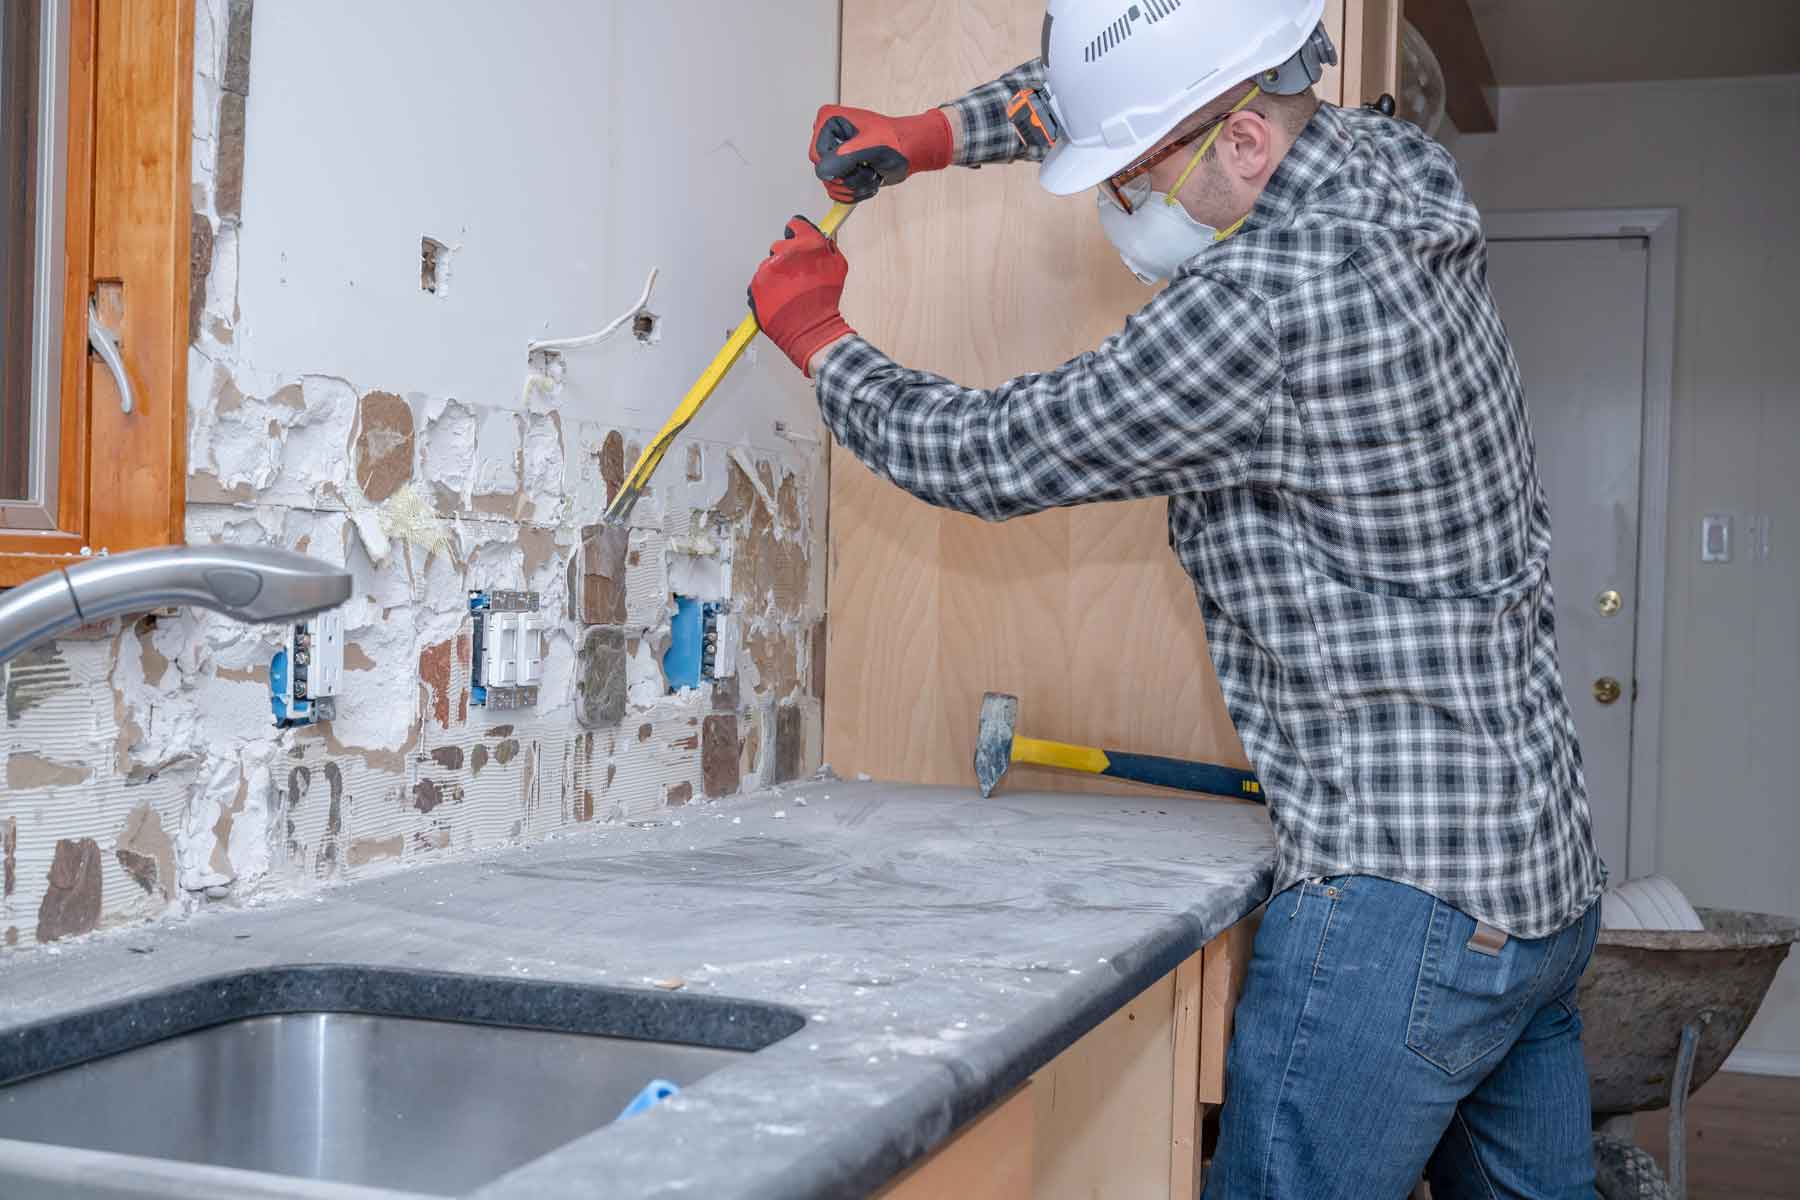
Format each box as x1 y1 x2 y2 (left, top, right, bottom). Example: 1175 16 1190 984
1220 113 1272 181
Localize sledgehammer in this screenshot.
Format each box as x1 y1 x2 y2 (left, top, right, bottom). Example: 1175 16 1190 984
973 692 1263 801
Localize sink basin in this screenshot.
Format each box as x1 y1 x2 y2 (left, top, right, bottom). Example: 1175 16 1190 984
0 965 803 1196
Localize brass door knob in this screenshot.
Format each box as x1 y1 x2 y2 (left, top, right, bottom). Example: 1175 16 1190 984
1593 677 1622 705
1597 589 1622 617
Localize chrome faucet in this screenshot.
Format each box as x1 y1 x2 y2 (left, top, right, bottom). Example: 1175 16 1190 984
0 545 353 665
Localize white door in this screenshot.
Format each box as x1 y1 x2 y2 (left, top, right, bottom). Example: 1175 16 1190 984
1485 236 1649 879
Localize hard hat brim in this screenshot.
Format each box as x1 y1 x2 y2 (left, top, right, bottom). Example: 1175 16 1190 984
1038 133 1167 198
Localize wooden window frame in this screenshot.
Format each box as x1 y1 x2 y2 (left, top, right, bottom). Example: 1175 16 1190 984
0 0 191 587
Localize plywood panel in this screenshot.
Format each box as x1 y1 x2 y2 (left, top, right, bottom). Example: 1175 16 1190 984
1032 970 1177 1199
1199 919 1257 1106
1169 953 1205 1200
829 0 1251 793
878 1085 1034 1200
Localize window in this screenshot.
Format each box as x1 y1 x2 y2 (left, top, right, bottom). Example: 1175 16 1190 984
1 0 66 529
0 0 191 585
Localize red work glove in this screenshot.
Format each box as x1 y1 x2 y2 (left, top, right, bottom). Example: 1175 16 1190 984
748 217 854 377
810 105 954 203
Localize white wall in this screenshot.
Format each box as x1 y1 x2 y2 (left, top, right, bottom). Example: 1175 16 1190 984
235 0 837 450
1454 76 1800 1069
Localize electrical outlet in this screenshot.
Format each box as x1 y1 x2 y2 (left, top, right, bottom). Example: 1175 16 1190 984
271 610 345 728
470 590 544 710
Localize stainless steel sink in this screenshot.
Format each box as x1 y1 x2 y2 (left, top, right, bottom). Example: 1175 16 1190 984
0 966 803 1196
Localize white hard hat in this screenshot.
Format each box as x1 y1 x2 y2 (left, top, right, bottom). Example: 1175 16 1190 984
1035 0 1332 196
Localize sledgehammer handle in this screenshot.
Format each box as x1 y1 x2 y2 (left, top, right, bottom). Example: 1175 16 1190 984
1102 751 1261 801
1010 735 1262 801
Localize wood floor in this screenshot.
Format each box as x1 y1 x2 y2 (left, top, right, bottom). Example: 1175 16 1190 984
1634 1071 1800 1198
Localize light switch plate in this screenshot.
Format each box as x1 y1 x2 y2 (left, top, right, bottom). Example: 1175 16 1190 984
1701 514 1732 563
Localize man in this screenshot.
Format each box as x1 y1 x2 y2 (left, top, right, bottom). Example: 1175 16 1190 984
748 1 1607 1194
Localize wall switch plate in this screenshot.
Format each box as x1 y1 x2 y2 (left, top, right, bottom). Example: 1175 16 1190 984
469 590 543 709
1746 513 1773 563
271 610 345 728
1701 514 1733 563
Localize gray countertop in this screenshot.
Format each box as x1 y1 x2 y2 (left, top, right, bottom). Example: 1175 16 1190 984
0 781 1275 1199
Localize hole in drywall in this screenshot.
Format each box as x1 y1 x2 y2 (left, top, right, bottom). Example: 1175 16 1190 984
421 236 453 296
632 310 660 344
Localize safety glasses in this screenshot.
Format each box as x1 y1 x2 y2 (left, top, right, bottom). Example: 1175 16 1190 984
1099 85 1262 215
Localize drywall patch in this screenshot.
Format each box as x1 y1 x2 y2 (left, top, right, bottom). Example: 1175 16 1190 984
115 803 177 901
353 390 415 503
7 752 92 790
36 839 103 943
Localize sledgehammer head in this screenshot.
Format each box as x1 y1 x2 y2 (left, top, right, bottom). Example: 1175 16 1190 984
974 692 1020 798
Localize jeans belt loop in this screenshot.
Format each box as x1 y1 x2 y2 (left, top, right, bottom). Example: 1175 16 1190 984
1467 922 1509 957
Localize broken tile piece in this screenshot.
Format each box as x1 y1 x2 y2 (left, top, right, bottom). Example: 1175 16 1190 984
577 524 629 625
576 627 627 728
36 839 103 943
772 704 802 785
703 715 740 799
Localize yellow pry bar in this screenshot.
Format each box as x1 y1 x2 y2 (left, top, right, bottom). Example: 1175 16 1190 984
1010 736 1111 777
603 201 857 526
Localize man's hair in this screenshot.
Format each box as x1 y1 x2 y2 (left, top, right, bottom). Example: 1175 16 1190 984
1196 82 1320 159
1255 86 1320 140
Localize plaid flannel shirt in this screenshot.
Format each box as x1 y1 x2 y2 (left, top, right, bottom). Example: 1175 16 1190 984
815 65 1606 938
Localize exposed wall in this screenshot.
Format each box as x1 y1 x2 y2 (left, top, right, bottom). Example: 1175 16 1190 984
0 0 838 949
1453 76 1800 1068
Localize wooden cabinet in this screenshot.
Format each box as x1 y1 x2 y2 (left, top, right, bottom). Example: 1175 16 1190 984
827 2 1401 793
879 923 1255 1200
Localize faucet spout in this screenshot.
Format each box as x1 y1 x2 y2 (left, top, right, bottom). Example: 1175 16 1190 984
0 546 353 666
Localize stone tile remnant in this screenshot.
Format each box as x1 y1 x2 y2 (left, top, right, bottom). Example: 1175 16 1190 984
578 524 629 625
223 0 255 97
419 638 455 728
810 618 828 700
413 778 448 813
471 743 489 776
3 816 15 897
493 739 521 766
666 782 693 808
115 803 177 901
600 431 626 505
576 627 627 728
348 836 403 868
711 674 740 712
429 746 464 770
7 751 91 789
354 391 415 503
703 715 740 799
773 704 803 785
190 212 214 344
36 838 102 943
216 91 247 222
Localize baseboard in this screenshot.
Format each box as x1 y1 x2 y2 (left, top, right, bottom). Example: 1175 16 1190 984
1723 1048 1800 1078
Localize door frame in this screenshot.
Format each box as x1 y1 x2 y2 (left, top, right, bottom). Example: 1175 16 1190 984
1483 207 1679 880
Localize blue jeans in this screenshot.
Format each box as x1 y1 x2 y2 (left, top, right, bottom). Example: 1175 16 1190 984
1203 876 1600 1199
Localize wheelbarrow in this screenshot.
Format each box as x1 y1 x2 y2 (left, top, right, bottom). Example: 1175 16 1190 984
1579 907 1799 1199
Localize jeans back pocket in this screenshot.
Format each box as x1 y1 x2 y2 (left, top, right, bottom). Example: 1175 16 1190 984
1405 900 1557 1076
